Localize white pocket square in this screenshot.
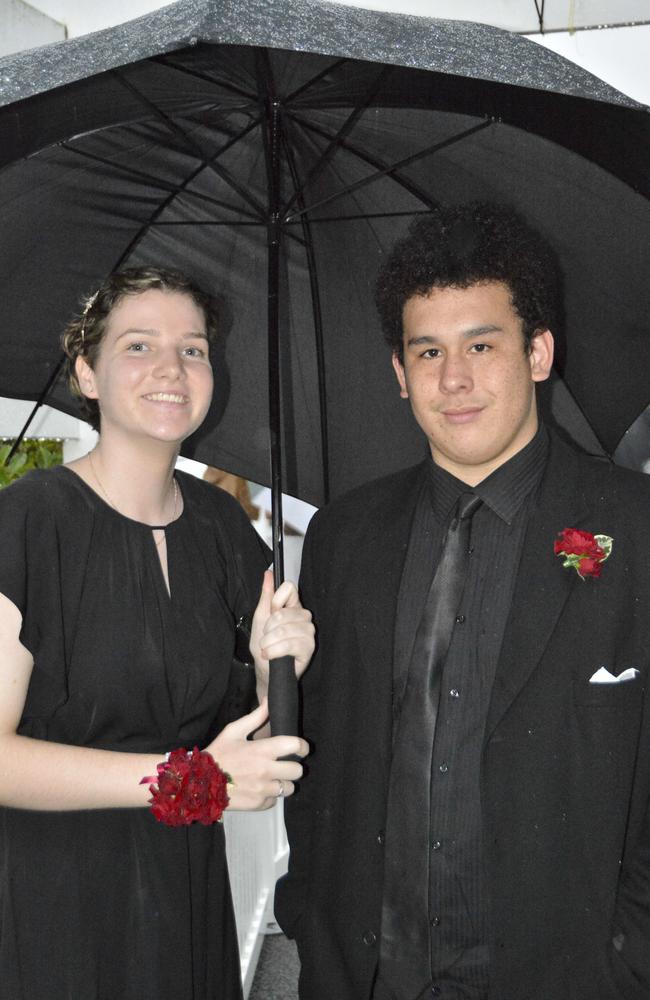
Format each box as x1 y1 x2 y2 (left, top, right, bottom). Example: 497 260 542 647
589 666 640 685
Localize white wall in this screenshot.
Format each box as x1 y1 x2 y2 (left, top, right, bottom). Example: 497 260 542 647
330 1 650 104
531 23 650 104
0 0 65 56
0 397 76 438
18 0 171 39
0 396 97 461
321 0 650 33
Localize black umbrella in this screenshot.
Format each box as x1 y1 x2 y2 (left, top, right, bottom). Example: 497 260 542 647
0 0 648 733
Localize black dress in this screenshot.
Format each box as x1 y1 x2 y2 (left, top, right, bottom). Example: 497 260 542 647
0 466 270 1000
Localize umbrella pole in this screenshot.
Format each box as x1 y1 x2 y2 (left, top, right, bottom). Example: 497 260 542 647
267 99 286 589
266 96 299 740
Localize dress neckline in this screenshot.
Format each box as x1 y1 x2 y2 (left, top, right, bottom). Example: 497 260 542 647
57 464 186 531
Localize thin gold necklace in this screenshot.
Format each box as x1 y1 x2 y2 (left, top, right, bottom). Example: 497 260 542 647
88 450 179 547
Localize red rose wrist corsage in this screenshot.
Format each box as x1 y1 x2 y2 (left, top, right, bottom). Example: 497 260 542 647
140 747 231 826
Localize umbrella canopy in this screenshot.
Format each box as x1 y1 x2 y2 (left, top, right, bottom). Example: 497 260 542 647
0 0 648 509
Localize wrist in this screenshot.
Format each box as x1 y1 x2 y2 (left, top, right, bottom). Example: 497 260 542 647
140 747 231 826
254 667 269 701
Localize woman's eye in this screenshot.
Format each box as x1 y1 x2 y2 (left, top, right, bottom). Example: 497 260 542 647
183 346 206 358
127 342 148 353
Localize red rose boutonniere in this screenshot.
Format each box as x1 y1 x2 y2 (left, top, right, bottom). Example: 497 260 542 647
554 528 613 580
141 747 230 826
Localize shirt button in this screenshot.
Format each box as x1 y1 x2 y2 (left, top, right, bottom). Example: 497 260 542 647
362 930 377 946
449 688 460 699
430 915 441 926
431 840 442 851
439 762 448 773
377 830 384 846
455 614 465 624
431 987 441 996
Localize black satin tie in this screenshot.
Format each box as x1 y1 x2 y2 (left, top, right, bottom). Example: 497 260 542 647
377 492 482 1000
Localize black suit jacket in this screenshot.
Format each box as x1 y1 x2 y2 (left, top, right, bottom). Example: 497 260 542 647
275 434 650 1000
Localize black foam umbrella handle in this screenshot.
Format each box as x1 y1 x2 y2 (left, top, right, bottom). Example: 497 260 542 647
268 653 299 740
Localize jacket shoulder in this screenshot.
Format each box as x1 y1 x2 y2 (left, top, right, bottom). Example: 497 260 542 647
566 437 650 493
309 462 425 535
548 431 650 522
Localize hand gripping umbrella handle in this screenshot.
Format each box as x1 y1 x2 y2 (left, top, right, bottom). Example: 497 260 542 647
268 654 299 760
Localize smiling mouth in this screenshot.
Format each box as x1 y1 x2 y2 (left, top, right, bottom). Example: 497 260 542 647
441 407 483 423
143 392 188 404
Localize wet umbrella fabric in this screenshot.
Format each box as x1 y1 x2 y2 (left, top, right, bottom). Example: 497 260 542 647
0 0 649 499
0 0 648 733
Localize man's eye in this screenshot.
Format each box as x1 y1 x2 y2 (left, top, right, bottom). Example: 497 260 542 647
422 348 440 359
471 343 491 353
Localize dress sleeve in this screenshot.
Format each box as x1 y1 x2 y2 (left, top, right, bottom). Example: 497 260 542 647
0 475 48 624
206 487 271 728
213 488 272 624
0 473 72 724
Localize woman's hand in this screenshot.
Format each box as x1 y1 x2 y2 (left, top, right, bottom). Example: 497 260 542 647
249 570 315 694
207 700 309 810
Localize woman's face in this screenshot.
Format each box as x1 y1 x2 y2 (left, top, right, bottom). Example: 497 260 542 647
76 288 214 446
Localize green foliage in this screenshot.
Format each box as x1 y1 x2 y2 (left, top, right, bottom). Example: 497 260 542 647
0 439 63 489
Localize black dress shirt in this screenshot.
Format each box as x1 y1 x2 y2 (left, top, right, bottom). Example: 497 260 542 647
391 426 549 999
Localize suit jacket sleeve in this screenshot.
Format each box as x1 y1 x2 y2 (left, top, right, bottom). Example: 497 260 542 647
608 744 650 995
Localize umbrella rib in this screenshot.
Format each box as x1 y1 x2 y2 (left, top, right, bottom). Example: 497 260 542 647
282 129 330 505
152 219 263 226
284 57 351 104
287 114 439 210
150 219 308 248
281 64 394 219
112 68 267 220
286 120 494 221
152 53 259 102
60 136 262 223
288 209 432 224
110 168 214 269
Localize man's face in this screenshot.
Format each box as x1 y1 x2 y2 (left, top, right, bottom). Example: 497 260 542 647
392 281 553 485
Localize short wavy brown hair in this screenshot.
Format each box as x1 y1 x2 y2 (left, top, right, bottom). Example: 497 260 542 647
62 266 220 431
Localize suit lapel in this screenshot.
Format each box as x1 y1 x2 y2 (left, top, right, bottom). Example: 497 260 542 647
485 436 595 740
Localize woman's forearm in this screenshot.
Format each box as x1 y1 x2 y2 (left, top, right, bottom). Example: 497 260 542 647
0 732 160 811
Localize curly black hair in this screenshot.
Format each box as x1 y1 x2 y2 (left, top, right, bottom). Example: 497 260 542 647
375 202 561 360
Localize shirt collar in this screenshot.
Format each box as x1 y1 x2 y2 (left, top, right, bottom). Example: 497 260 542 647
426 424 549 525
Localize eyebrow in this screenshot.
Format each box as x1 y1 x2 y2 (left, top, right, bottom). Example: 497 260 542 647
405 324 503 348
115 327 208 341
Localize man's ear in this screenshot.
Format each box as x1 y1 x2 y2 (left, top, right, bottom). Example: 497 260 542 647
75 355 98 399
391 352 409 399
529 329 554 384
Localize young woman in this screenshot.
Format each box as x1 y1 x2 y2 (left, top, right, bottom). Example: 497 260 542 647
0 267 313 999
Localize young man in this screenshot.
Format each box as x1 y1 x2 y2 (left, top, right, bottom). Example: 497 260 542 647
275 203 650 1000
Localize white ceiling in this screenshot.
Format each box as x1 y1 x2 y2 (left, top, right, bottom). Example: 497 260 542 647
335 1 650 33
